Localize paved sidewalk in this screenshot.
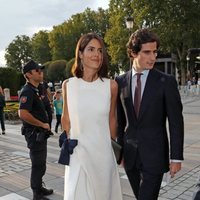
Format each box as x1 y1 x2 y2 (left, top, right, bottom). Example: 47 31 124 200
0 95 200 200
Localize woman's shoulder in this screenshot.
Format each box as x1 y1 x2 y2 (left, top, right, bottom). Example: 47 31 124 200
102 78 118 91
63 77 77 85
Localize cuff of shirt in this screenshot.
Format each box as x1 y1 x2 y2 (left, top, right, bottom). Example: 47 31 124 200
170 159 182 163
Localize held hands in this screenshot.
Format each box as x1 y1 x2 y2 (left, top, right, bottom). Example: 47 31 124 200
170 162 182 178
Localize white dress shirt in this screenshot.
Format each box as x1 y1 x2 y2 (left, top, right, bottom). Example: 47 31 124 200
131 68 149 103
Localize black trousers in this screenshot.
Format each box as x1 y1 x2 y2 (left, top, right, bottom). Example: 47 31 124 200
0 107 5 131
30 143 47 191
24 129 47 192
55 114 61 132
125 151 163 200
125 167 163 200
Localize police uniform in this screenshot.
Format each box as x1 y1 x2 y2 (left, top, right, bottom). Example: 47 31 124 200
19 83 49 193
38 82 52 128
19 60 53 200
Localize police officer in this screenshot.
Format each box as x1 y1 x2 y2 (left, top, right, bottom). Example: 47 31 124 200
18 60 53 200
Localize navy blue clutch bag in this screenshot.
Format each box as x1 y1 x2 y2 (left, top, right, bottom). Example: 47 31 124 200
59 131 67 148
58 131 78 165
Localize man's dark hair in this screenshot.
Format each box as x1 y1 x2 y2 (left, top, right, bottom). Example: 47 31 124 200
56 91 61 94
127 28 160 58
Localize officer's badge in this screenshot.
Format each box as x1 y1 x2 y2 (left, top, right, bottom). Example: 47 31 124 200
20 96 27 103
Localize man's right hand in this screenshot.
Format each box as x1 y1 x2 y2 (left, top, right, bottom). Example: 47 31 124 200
42 123 50 130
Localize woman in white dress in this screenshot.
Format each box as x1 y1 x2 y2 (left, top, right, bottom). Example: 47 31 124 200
61 32 123 200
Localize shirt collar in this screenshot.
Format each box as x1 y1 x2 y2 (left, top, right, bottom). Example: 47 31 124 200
131 68 149 78
27 82 39 93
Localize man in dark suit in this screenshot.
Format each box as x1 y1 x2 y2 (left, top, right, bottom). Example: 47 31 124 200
116 28 184 200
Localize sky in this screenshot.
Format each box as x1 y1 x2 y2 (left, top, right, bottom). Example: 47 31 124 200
0 0 109 66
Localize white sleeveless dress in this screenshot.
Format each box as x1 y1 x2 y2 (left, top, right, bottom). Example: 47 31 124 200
64 77 123 200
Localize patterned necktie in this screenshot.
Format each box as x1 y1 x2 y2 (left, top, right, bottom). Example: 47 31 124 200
134 73 142 118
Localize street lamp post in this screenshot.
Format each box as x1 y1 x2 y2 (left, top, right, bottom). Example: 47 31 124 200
125 16 134 32
125 16 134 69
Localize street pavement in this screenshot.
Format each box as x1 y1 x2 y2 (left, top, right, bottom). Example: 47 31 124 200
0 93 200 200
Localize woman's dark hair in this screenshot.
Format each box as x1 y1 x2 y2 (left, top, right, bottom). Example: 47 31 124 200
127 28 160 58
71 32 108 78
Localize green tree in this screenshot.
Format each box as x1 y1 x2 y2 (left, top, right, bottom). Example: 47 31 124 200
131 0 200 84
0 67 20 95
5 35 32 70
31 30 52 64
105 0 134 72
48 24 70 61
49 8 109 62
80 8 109 38
47 60 67 82
65 58 74 78
5 7 109 75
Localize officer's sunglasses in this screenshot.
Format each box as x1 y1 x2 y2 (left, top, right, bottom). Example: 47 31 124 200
28 68 43 74
35 68 43 74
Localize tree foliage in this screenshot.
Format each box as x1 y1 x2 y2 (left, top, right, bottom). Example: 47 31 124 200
5 35 32 70
48 24 71 61
46 60 67 82
131 0 200 83
0 67 21 94
48 8 109 62
65 58 74 78
105 0 134 72
31 30 52 64
5 1 200 83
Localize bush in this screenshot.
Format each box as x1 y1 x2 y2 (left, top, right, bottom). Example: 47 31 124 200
0 67 22 95
66 58 74 78
4 102 19 121
46 60 67 82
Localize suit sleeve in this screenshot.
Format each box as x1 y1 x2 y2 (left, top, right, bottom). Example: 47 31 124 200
165 76 184 160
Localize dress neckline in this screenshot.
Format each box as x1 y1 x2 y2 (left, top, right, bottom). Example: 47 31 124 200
78 77 100 84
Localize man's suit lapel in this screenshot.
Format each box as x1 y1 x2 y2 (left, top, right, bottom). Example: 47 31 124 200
125 70 138 120
138 69 160 120
126 70 132 101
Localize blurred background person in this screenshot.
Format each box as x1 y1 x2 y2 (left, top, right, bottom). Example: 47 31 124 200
53 90 63 133
0 86 6 135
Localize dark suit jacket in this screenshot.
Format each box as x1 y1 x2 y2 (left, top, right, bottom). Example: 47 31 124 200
116 69 184 174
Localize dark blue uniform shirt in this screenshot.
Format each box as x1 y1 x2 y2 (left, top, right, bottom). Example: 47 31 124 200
19 83 48 128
